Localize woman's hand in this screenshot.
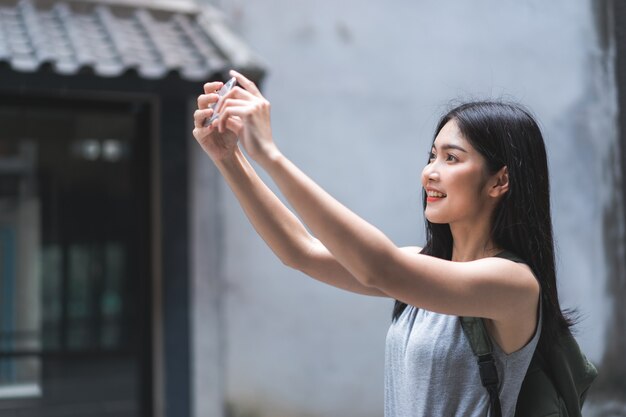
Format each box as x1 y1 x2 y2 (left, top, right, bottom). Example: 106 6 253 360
208 70 280 165
192 80 243 162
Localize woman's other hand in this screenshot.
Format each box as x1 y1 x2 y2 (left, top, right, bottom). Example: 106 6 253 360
211 70 280 164
193 80 242 161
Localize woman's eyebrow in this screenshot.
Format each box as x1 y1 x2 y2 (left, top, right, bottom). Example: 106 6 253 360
431 143 469 153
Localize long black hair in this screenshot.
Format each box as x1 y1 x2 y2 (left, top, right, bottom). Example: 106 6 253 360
393 100 573 358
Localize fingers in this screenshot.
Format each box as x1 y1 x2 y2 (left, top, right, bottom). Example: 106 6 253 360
222 86 255 102
229 69 262 97
216 92 271 133
196 79 242 135
216 100 251 133
225 116 243 134
215 98 252 132
193 108 214 129
207 112 242 135
203 81 224 94
198 73 266 135
217 106 251 133
220 98 250 108
197 93 220 110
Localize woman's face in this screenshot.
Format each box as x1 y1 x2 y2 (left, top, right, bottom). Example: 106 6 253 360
421 119 494 225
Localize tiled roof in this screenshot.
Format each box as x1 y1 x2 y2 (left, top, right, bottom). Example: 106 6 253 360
0 0 265 81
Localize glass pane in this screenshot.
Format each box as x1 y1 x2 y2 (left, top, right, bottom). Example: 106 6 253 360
0 140 42 397
102 243 125 348
41 246 62 349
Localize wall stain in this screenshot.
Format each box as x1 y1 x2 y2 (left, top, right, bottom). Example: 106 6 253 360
335 21 353 44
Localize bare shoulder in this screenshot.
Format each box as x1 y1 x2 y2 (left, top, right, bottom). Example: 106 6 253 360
451 254 540 321
480 255 540 294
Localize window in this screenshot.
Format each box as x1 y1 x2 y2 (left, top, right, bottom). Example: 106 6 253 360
0 96 152 416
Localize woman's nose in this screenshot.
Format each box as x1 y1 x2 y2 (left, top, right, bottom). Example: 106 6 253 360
422 163 439 182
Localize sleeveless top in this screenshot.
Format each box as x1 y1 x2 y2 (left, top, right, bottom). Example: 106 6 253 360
384 253 542 417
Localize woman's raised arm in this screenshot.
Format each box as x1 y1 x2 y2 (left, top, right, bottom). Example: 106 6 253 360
193 85 387 297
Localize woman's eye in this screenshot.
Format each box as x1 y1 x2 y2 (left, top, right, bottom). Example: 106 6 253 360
428 152 436 161
446 154 457 162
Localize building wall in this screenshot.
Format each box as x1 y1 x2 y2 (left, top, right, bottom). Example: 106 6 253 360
192 1 622 416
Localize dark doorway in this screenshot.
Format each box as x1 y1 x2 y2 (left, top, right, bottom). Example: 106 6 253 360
0 94 153 416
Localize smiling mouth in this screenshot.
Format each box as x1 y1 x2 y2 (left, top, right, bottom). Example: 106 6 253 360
426 190 446 202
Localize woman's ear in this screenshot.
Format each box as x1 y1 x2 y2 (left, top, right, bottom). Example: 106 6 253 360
489 166 509 198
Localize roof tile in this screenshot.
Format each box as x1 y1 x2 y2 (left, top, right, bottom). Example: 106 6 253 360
0 0 265 81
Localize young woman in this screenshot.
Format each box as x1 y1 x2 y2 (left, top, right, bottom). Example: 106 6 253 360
192 70 572 417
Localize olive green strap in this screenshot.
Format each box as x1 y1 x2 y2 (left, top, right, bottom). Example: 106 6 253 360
460 316 493 356
460 317 502 417
494 250 525 264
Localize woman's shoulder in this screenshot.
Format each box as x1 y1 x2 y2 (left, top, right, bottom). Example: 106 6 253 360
492 250 540 289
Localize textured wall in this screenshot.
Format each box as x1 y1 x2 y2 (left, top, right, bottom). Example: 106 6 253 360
192 1 622 416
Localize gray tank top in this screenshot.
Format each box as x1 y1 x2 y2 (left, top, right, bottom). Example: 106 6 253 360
384 272 541 416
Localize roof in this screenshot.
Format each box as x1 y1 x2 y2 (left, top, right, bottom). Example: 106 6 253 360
0 0 266 81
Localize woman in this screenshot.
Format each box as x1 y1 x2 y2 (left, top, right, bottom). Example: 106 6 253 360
192 70 572 417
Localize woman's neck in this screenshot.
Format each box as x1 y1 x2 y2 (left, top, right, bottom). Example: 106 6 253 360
449 220 501 262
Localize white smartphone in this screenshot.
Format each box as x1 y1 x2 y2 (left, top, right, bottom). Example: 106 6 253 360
203 77 237 127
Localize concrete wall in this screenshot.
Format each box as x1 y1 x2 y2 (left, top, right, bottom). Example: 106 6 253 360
191 1 622 416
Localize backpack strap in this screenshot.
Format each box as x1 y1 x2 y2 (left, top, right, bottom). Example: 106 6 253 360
494 250 525 264
459 317 502 417
460 251 524 417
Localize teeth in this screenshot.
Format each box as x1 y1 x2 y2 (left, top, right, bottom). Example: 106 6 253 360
427 191 446 198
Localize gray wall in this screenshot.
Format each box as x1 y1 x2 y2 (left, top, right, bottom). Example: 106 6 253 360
191 1 623 416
